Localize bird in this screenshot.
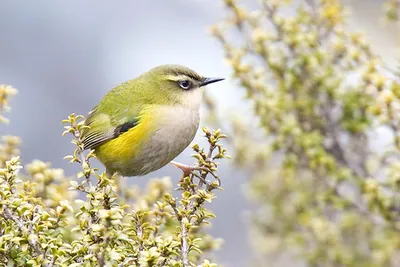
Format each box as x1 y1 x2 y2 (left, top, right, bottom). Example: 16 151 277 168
81 64 224 177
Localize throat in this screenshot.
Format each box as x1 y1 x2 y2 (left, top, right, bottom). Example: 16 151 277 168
179 87 203 109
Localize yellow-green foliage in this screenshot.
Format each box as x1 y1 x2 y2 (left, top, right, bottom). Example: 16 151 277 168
0 88 228 266
385 0 400 21
214 0 400 266
0 85 17 124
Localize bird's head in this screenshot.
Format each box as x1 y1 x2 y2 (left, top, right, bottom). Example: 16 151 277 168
139 64 224 109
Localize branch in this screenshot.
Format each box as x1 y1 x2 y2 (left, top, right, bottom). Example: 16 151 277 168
180 220 190 267
169 128 227 267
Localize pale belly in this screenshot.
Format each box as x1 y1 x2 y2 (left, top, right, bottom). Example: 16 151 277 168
117 106 200 176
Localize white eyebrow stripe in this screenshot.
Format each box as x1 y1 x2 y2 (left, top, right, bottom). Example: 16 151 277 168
164 74 196 81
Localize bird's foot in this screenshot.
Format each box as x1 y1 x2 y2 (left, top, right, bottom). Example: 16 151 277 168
170 161 221 188
170 161 208 177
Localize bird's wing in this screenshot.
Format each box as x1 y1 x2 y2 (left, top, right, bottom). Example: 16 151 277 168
81 87 141 150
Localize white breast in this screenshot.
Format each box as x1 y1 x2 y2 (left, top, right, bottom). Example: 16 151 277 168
132 105 200 175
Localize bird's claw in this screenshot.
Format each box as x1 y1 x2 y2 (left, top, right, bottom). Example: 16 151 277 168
170 161 218 187
170 161 207 176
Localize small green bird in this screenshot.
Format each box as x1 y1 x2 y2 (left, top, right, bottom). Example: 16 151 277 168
81 65 224 177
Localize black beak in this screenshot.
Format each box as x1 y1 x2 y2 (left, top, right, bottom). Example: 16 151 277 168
200 77 225 87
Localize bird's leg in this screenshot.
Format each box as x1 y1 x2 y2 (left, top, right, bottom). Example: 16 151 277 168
170 161 221 189
170 161 207 177
170 161 213 186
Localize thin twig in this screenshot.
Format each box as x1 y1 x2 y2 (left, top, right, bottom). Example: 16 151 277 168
2 206 54 265
180 220 190 267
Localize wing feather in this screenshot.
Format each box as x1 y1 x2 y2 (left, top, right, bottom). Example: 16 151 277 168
82 106 140 150
81 82 141 150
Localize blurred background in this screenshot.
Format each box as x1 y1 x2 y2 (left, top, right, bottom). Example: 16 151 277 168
0 0 399 266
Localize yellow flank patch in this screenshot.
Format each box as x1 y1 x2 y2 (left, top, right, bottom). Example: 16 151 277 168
95 107 157 168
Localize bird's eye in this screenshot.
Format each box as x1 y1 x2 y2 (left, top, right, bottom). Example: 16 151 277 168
179 80 191 90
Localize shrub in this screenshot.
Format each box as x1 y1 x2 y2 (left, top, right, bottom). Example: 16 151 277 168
0 86 229 267
213 0 400 266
